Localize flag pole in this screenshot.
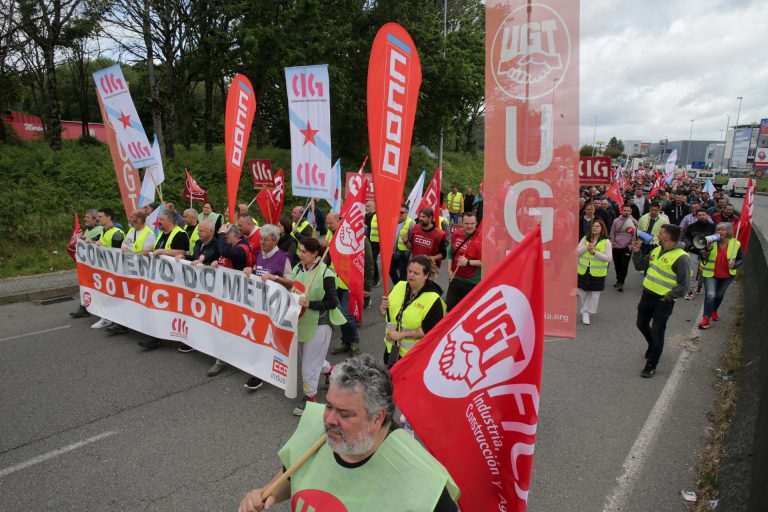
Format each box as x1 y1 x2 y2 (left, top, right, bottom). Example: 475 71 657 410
260 433 327 501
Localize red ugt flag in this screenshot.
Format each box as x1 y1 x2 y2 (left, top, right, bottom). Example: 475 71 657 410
183 169 208 202
329 177 368 322
736 178 755 254
392 226 545 512
256 168 285 225
67 213 81 261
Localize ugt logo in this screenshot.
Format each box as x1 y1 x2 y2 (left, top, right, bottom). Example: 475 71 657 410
491 3 572 100
170 317 189 340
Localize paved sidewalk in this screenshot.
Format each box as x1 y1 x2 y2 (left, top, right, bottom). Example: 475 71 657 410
0 270 78 305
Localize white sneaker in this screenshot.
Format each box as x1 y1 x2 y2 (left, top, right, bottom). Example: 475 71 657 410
91 318 113 329
582 312 591 325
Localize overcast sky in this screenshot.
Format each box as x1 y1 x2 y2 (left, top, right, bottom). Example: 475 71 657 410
579 0 767 145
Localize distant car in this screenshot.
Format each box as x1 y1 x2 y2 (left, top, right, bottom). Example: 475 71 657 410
723 178 750 198
692 170 716 184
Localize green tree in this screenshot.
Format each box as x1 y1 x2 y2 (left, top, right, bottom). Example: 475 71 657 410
15 0 105 149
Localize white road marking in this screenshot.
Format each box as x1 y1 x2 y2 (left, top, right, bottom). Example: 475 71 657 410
0 325 71 342
544 336 572 342
0 431 118 479
601 348 693 512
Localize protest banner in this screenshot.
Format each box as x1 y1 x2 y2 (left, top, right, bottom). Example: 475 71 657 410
368 23 422 294
285 65 334 200
484 0 579 337
93 90 141 219
578 156 612 185
251 159 275 189
392 226 545 512
75 241 300 397
225 74 257 222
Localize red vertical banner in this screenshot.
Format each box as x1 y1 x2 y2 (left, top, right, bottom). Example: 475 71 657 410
256 169 286 225
484 1 579 337
96 94 141 219
367 23 422 294
224 74 257 222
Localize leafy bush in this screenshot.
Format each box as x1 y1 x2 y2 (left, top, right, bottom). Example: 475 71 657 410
0 140 483 277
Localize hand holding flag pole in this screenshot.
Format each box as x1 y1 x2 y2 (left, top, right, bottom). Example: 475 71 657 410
260 433 327 501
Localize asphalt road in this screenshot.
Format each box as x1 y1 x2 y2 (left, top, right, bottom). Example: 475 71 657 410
0 234 747 511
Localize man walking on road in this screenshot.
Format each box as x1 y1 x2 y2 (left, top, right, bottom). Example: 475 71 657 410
609 205 636 292
631 224 690 378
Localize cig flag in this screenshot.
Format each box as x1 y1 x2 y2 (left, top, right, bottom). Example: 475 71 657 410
392 226 545 512
139 135 165 207
368 23 422 294
224 74 257 222
406 170 426 219
329 177 368 322
286 65 333 200
93 64 157 169
256 169 286 225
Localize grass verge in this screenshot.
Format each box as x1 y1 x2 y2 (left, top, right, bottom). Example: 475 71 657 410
690 293 744 510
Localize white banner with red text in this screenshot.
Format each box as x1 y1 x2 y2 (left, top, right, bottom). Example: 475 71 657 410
75 241 300 397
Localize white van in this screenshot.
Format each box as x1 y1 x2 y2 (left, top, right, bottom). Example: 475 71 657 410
693 170 716 184
723 178 749 198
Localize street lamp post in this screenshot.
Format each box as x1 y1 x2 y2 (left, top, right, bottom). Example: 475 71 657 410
722 113 731 170
735 96 744 127
685 119 694 167
592 117 597 156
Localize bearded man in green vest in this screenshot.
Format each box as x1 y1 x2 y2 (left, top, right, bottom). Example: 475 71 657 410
631 223 690 378
239 354 460 512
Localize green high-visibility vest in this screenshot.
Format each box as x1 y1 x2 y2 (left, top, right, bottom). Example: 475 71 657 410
154 225 184 250
700 238 740 278
397 217 414 252
643 246 688 296
577 238 609 277
385 281 445 357
198 212 221 226
125 225 154 253
369 214 379 242
291 261 346 342
278 402 460 512
325 231 349 290
187 224 200 255
84 225 103 241
292 219 314 255
100 226 125 248
447 192 463 212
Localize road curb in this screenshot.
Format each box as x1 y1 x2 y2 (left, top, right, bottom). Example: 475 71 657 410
0 285 79 306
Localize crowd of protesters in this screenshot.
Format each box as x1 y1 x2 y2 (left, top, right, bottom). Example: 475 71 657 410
69 182 486 414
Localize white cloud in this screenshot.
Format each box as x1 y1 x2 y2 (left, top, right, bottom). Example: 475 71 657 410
579 0 768 144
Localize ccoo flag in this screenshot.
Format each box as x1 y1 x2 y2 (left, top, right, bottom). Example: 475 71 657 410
392 226 545 512
224 74 257 222
367 23 421 294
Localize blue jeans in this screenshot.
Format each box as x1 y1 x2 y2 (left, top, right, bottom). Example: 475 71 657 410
336 288 359 345
703 276 734 317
